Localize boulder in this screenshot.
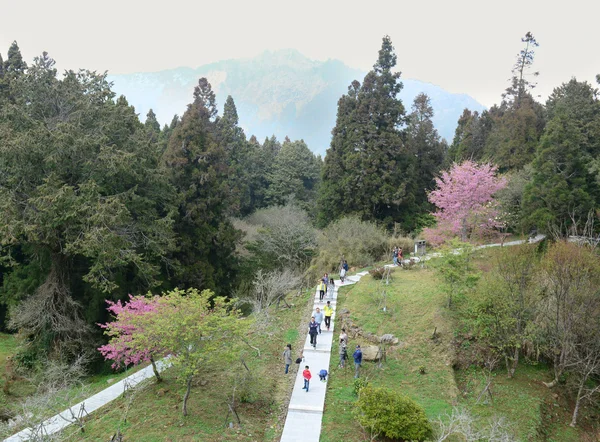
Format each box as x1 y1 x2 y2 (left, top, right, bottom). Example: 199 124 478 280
379 334 399 345
361 345 382 361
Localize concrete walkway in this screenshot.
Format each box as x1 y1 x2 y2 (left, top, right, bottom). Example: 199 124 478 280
4 359 171 442
280 271 369 442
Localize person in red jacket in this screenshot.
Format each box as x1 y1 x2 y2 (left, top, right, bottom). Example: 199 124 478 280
302 366 312 392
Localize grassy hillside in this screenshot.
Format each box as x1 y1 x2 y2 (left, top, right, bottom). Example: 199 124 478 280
321 256 596 441
321 269 457 441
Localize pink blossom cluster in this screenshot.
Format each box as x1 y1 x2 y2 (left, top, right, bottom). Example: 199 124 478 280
426 161 507 244
98 294 161 369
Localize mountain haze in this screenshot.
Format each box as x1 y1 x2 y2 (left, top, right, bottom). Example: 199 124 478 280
108 50 485 155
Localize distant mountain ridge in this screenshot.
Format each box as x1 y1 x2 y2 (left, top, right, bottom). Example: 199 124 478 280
108 49 486 155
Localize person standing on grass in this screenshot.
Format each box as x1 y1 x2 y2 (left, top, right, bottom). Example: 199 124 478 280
302 366 312 392
339 328 348 346
283 344 292 374
339 341 348 368
313 307 324 334
353 345 363 378
323 301 333 331
318 279 326 302
309 317 319 348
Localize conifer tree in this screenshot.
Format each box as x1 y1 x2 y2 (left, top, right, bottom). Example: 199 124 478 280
406 93 445 216
523 79 600 233
162 78 239 294
484 33 544 171
266 138 321 212
217 95 252 215
4 41 27 78
145 109 161 133
319 36 413 227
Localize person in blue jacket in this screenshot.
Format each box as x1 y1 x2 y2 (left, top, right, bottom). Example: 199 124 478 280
353 345 363 378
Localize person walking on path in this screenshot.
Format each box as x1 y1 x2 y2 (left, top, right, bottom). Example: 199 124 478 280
353 345 363 378
339 342 348 368
323 273 329 296
323 301 333 331
283 344 292 374
328 277 335 299
318 279 326 302
339 266 346 284
313 307 324 334
302 366 312 392
309 317 319 348
393 246 398 266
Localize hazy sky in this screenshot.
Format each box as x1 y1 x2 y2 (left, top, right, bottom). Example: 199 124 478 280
1 0 598 107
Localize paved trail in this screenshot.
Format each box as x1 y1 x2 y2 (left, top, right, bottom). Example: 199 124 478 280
279 272 368 442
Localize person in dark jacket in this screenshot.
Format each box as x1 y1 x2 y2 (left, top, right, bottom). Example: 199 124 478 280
308 317 319 348
353 345 363 378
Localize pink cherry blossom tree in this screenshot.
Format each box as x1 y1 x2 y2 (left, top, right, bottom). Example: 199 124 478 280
98 294 165 381
423 161 507 245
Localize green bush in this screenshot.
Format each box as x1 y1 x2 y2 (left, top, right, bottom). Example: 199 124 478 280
353 386 433 441
353 377 369 396
310 217 388 276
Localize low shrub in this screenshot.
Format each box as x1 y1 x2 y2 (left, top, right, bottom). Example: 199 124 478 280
368 267 394 280
310 217 388 277
353 378 369 396
353 386 433 441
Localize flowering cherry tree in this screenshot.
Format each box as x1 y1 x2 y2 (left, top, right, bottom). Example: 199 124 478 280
423 161 507 244
98 294 165 381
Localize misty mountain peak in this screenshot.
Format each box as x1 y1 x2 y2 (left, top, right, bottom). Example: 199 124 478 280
108 51 485 154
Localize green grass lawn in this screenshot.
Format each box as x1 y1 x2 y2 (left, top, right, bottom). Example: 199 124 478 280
321 262 598 442
59 287 315 441
321 269 458 442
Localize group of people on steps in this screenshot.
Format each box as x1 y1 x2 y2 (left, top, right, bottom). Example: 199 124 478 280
282 260 364 395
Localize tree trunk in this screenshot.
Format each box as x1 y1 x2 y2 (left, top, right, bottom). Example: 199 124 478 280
150 355 162 382
182 374 193 417
508 347 519 378
504 355 512 378
570 382 584 427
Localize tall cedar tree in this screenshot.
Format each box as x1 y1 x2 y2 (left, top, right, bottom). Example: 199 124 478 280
0 52 176 357
319 36 414 228
162 78 240 295
266 138 321 213
405 93 445 216
217 95 253 215
523 79 600 233
483 33 545 171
